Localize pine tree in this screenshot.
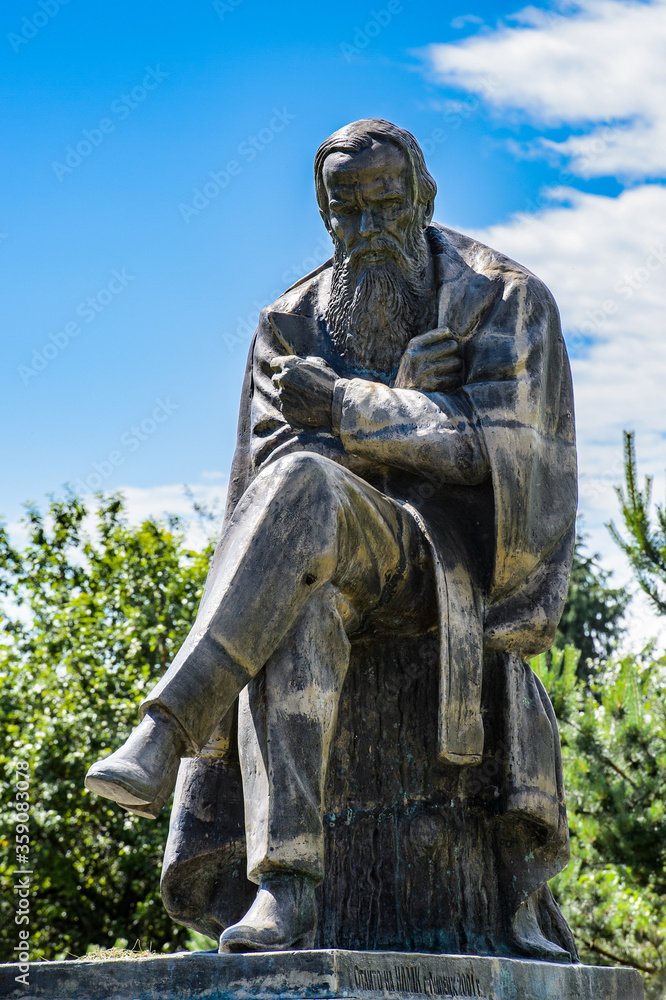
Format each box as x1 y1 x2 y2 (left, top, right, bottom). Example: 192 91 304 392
609 430 666 615
534 647 666 999
556 535 629 679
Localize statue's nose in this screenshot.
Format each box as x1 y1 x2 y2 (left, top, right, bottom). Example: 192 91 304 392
358 209 380 236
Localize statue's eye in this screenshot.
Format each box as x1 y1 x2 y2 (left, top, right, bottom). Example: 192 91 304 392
378 199 403 214
330 202 355 217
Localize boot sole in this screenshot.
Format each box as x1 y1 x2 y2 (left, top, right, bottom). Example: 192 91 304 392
219 931 316 953
85 770 154 807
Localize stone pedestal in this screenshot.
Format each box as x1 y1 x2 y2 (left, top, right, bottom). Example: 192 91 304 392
0 949 643 1000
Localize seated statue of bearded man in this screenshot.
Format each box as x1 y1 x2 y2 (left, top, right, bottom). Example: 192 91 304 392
85 119 578 959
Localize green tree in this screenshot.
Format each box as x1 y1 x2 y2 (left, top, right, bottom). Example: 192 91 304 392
609 430 666 616
0 493 214 961
556 535 629 679
534 646 666 999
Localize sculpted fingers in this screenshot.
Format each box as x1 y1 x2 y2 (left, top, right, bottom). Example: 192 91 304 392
410 352 462 380
419 374 463 393
397 329 460 386
408 327 454 347
416 364 463 392
426 356 462 375
395 331 463 389
269 355 335 429
422 344 460 366
406 328 458 353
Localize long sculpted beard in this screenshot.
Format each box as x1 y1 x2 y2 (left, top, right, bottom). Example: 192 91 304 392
326 226 435 378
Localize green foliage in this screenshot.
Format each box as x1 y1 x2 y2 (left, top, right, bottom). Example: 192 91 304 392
609 430 666 616
184 930 217 952
534 647 666 998
530 644 581 722
555 535 629 678
2 476 666 993
0 493 214 961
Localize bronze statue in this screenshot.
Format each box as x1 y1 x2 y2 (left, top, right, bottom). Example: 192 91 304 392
85 120 578 960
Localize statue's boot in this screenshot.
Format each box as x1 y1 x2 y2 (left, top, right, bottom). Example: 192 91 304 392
85 707 186 808
117 764 179 820
219 873 317 952
511 895 575 962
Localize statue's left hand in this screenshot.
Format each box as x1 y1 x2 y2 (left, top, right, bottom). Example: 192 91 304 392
271 355 339 430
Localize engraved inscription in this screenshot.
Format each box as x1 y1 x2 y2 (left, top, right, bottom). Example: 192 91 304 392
354 968 397 992
353 964 483 998
422 971 483 997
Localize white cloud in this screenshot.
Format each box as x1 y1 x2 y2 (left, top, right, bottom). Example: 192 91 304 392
424 0 666 180
450 14 485 29
118 481 227 549
470 184 666 649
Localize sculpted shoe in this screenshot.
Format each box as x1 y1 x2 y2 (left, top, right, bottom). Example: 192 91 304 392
219 872 317 952
119 753 180 820
85 707 186 811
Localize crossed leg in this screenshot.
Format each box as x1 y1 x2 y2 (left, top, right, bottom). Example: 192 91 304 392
143 451 436 750
85 451 436 947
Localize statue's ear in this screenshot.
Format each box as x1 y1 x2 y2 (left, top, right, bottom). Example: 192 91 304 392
421 198 435 229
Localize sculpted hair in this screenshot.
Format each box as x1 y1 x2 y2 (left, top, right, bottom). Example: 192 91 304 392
314 119 437 228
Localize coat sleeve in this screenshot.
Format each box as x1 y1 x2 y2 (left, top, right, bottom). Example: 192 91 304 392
249 309 375 476
336 381 490 486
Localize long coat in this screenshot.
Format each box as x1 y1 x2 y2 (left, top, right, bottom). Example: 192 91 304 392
161 223 578 956
222 221 576 811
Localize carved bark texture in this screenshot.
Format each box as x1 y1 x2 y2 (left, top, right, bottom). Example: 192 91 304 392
162 633 575 958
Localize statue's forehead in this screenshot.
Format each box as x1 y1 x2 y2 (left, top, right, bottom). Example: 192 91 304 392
322 141 411 195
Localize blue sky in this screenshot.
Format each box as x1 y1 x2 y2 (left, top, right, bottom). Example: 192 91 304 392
2 0 665 643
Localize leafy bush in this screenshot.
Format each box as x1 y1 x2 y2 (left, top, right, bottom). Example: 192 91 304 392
0 494 213 960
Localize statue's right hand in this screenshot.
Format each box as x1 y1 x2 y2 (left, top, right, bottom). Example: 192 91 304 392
394 328 463 393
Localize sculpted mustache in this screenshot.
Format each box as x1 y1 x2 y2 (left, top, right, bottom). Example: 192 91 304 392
348 238 403 264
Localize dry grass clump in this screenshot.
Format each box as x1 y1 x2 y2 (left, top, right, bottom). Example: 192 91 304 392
77 940 154 961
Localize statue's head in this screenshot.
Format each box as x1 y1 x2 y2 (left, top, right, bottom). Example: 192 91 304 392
314 119 437 255
314 120 437 374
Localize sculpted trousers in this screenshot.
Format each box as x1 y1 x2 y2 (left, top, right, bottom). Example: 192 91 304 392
142 452 437 883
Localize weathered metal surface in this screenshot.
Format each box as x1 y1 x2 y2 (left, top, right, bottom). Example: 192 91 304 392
0 949 644 1000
